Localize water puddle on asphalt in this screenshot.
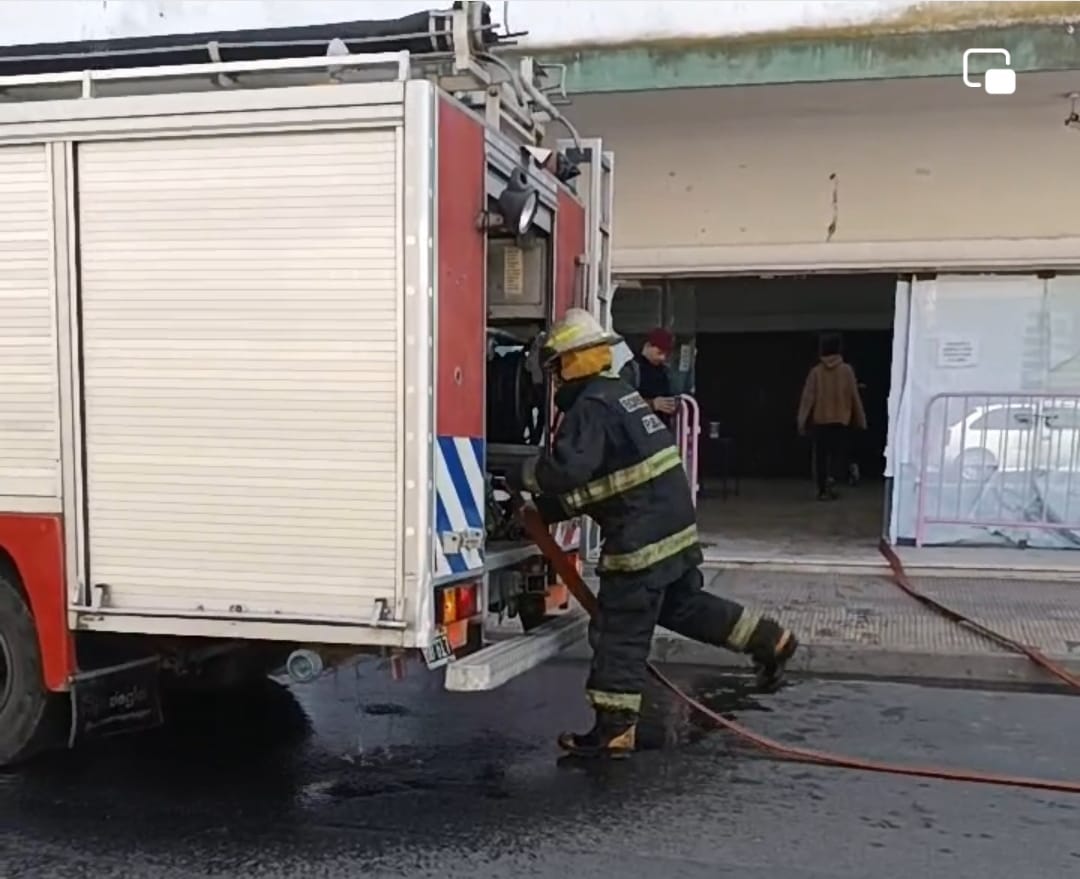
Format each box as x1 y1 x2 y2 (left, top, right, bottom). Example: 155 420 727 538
635 670 775 750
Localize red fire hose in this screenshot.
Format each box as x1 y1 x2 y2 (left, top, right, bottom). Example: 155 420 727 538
518 506 1080 794
876 539 1080 690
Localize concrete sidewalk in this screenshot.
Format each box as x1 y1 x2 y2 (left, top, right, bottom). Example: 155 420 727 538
700 543 1080 582
644 569 1080 687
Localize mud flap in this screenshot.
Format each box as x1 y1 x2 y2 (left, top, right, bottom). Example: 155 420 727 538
70 657 164 745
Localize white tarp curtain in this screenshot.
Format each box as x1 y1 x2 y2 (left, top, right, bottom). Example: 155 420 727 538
884 277 911 481
887 275 1080 548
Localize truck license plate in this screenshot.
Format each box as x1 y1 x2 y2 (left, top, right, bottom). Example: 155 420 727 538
421 631 454 670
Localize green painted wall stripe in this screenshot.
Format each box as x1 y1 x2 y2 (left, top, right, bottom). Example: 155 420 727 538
530 24 1080 93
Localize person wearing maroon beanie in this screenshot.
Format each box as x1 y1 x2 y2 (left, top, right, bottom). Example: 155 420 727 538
619 327 678 426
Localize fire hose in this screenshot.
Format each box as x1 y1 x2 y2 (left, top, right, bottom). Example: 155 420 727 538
517 505 1080 794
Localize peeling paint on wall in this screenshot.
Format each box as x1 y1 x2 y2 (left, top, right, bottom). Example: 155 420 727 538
4 0 1079 51
3 1 1078 97
517 1 1080 52
826 173 839 242
545 23 1080 94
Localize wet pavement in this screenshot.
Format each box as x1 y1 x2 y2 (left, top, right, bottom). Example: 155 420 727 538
2 660 1079 878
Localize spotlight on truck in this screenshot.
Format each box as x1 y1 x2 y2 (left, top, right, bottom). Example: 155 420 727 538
498 167 539 236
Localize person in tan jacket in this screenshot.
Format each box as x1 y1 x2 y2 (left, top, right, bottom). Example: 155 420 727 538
797 333 868 500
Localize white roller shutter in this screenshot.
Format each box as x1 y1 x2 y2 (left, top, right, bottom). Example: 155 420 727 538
0 145 60 501
78 129 402 621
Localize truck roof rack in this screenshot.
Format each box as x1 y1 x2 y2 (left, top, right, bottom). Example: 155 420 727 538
0 4 499 75
0 1 578 148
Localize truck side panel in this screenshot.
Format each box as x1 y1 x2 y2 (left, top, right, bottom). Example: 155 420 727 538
433 98 486 579
0 143 73 691
554 188 585 320
0 145 62 501
75 125 406 622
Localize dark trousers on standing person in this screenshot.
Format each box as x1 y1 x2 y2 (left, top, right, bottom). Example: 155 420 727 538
585 560 786 715
813 423 848 497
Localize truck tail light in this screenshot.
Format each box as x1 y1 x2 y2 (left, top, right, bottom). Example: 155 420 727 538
436 582 480 626
547 551 578 612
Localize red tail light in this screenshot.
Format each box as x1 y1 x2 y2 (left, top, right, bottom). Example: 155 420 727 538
456 583 478 619
435 582 480 625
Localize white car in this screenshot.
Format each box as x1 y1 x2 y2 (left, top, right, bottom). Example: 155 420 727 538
942 400 1080 481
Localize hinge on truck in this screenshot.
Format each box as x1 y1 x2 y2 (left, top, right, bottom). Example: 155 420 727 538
90 582 109 610
371 598 392 625
440 528 484 555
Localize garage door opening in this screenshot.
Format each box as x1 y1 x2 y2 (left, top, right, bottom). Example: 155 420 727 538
617 273 898 566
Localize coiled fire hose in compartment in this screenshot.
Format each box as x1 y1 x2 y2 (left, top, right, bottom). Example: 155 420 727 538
517 502 1080 794
487 345 544 445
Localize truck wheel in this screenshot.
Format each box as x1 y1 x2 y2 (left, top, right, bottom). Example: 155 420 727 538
0 576 60 767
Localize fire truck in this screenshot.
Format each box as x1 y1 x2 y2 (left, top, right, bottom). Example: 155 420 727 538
0 2 617 765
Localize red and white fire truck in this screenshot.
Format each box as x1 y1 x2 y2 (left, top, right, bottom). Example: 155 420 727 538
0 2 616 765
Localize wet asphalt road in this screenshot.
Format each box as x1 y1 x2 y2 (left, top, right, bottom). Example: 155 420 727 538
1 660 1079 879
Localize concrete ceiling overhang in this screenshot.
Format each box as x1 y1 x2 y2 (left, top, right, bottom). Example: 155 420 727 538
525 4 1080 95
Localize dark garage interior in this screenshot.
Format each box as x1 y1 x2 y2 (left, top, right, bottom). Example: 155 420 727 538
613 273 898 561
694 327 893 483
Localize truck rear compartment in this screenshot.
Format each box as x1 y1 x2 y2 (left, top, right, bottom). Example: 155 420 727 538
0 4 624 767
0 8 615 708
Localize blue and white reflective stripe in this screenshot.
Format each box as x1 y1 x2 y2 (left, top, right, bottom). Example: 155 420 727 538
434 436 485 576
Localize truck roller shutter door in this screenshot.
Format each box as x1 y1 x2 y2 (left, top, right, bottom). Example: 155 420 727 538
77 129 403 622
0 145 61 502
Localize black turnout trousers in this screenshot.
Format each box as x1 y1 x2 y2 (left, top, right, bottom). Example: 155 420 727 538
586 564 753 706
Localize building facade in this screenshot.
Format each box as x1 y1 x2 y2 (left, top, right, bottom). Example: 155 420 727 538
7 0 1080 555
535 1 1080 554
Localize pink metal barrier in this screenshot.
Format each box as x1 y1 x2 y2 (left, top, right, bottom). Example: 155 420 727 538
675 394 701 507
914 391 1080 546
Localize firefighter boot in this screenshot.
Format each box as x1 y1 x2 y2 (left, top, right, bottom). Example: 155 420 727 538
557 708 638 759
747 619 799 692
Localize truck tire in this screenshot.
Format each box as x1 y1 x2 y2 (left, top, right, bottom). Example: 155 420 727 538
0 575 59 767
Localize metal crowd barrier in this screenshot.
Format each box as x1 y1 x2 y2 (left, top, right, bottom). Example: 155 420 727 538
675 394 701 507
914 391 1080 545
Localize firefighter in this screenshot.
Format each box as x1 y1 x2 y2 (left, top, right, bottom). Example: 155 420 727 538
509 308 799 759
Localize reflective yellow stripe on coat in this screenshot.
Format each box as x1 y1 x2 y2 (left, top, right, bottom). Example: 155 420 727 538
600 523 700 573
561 446 683 513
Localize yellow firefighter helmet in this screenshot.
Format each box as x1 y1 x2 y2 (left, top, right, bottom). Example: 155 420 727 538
540 308 622 367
